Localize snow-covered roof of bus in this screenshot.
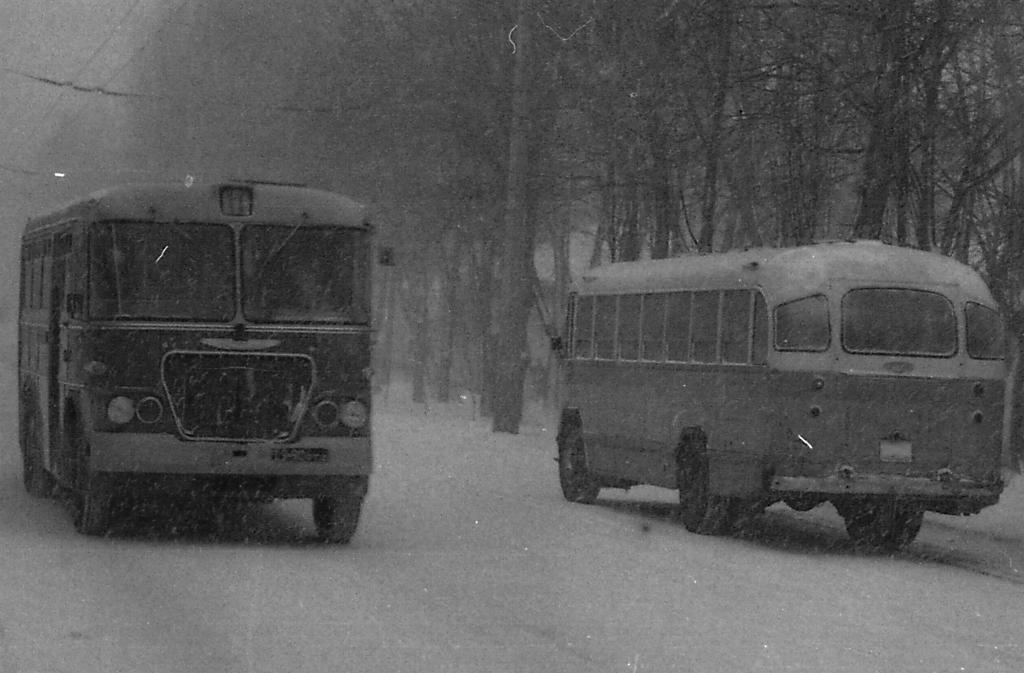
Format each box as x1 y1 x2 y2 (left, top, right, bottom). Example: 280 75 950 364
23 182 367 236
576 241 997 304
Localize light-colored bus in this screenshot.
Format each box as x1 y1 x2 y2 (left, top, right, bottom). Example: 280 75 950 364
18 182 374 542
556 241 1006 548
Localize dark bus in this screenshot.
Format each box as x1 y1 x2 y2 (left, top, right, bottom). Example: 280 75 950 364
18 182 374 542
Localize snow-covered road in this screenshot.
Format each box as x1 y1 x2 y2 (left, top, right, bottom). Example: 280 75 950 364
1 399 1023 673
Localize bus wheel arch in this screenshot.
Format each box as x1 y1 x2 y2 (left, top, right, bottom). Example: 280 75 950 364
675 428 737 535
556 409 600 504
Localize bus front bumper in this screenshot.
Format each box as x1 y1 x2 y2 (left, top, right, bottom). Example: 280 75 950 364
89 432 372 476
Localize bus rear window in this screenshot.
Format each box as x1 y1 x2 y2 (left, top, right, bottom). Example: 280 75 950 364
966 302 1005 360
90 222 235 321
842 289 956 357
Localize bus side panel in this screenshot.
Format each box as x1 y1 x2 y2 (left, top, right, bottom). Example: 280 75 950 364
573 361 669 486
704 367 779 497
571 361 776 494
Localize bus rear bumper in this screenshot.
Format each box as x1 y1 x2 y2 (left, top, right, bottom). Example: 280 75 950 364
88 432 372 476
770 473 1002 513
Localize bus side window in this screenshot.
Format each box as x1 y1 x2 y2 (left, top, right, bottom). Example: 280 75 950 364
573 295 595 359
721 290 749 363
39 247 50 310
641 293 667 361
618 294 642 360
25 248 34 309
691 291 720 362
775 294 830 351
666 292 692 361
24 247 35 309
752 292 768 364
594 295 617 359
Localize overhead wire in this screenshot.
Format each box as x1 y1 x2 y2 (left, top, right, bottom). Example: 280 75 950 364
1 0 144 176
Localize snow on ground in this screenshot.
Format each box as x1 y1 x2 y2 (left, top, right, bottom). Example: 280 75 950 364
0 384 1022 672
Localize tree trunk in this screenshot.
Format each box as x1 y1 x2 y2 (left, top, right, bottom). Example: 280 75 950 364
435 229 460 403
410 303 430 404
650 122 675 259
475 236 498 417
492 0 534 434
697 0 733 253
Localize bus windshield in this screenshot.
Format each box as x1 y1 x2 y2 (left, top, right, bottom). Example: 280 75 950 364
842 288 956 357
242 225 369 323
89 222 235 320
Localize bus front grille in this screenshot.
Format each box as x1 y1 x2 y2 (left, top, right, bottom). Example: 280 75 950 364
162 352 313 441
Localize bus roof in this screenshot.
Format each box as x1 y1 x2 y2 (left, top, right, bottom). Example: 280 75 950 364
577 241 997 305
23 182 367 237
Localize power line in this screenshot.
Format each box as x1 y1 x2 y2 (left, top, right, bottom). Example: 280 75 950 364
3 0 144 165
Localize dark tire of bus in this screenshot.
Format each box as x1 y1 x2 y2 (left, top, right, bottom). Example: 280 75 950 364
838 500 924 550
74 475 114 537
313 477 367 544
557 426 600 505
67 416 113 537
676 431 735 535
20 398 54 497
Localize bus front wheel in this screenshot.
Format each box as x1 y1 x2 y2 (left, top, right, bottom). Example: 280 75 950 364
839 500 924 549
313 478 367 544
558 426 600 504
74 473 113 536
66 415 112 536
676 432 735 535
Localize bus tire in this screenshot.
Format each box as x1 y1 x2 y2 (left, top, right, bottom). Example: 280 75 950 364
557 425 600 504
313 478 367 544
66 411 113 536
74 474 113 536
20 396 53 497
676 431 735 535
840 500 924 549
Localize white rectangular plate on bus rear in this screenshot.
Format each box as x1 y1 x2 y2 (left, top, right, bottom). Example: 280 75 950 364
880 440 912 463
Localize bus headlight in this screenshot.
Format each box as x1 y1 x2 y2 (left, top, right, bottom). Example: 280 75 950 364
312 399 341 429
107 396 135 424
340 400 368 429
136 396 164 424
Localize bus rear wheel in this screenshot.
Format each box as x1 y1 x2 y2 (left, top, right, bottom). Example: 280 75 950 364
676 432 735 535
313 478 367 544
839 500 924 549
20 401 53 497
558 426 600 504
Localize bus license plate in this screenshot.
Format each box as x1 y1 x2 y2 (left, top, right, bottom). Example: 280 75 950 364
271 447 329 463
880 440 912 463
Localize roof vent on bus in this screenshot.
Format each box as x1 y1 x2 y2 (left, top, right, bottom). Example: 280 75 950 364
220 185 253 216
